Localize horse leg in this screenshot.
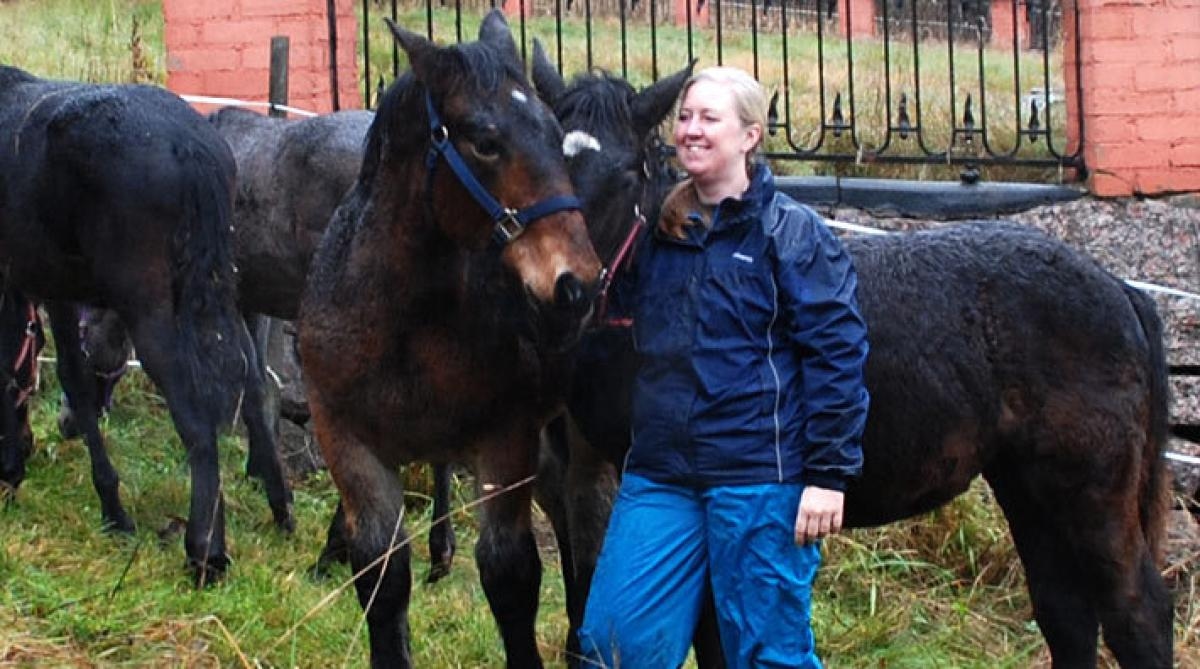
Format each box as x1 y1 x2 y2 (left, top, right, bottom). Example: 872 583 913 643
0 385 27 496
988 465 1100 668
45 301 134 533
988 459 1172 669
235 314 294 532
124 315 230 584
693 589 727 669
559 415 619 666
243 313 280 478
426 463 456 583
532 417 581 662
313 406 413 667
312 497 350 578
475 428 543 668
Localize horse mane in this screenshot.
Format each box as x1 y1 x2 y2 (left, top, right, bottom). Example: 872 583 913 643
552 70 637 134
0 65 36 90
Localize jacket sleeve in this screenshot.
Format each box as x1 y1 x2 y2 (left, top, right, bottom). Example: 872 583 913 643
772 203 869 491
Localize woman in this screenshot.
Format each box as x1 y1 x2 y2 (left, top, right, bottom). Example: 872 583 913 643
578 66 870 668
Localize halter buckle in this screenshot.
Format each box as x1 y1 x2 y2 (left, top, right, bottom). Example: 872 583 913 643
494 209 525 244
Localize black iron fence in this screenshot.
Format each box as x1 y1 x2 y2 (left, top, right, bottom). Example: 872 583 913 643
358 0 1083 179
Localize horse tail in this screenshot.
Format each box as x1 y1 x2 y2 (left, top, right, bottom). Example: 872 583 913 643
170 144 243 427
1124 281 1171 560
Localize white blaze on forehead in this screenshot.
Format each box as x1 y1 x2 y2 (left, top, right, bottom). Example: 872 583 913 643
563 131 602 158
511 89 528 104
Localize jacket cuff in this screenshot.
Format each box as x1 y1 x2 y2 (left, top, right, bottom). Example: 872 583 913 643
801 471 850 492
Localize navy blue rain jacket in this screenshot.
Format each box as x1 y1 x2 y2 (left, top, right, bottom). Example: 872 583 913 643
625 165 869 490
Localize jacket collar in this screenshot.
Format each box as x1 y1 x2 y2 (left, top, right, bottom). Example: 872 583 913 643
709 161 774 233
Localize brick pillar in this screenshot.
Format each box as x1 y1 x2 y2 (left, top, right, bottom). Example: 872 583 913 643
989 0 1029 49
163 0 360 115
501 0 534 19
674 0 711 29
838 0 876 39
1066 0 1200 195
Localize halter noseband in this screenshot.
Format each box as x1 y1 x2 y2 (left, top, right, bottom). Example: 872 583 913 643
424 92 582 248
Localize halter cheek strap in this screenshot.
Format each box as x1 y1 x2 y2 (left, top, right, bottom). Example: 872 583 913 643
423 92 582 248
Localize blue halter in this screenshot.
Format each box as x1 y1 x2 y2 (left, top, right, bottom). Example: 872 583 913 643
424 92 582 248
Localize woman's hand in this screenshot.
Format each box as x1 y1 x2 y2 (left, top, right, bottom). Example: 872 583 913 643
794 486 845 545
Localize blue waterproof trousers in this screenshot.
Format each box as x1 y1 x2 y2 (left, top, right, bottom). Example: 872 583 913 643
579 473 823 669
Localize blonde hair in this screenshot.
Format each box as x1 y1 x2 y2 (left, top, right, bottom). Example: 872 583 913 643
679 66 768 158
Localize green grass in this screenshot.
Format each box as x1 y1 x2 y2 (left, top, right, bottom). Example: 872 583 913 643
0 0 163 84
3 368 580 667
2 364 1050 668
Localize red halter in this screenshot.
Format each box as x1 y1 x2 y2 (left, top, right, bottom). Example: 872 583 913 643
10 302 41 409
594 205 646 328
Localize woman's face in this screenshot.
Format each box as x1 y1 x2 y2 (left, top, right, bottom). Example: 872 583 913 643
673 79 759 186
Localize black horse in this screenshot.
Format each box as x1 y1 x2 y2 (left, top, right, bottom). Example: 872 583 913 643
527 41 712 662
57 108 374 431
0 290 44 497
531 60 1173 669
298 12 601 667
0 66 294 584
63 103 464 582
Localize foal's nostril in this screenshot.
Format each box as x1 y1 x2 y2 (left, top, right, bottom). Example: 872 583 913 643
555 273 587 311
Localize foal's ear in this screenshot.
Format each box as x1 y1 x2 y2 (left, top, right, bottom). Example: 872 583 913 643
531 39 566 107
385 17 439 81
632 59 696 139
478 9 520 63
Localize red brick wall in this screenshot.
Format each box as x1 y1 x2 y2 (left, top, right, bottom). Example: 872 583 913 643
163 0 360 115
989 0 1029 50
839 0 876 38
1066 0 1200 196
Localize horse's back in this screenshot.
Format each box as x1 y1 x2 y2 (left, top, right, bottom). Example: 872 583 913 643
844 221 1162 526
0 69 234 302
212 108 372 318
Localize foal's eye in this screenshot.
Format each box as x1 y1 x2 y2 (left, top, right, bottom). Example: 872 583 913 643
469 127 504 161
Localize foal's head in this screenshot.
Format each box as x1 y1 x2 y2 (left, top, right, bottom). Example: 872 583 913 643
531 41 693 260
370 11 601 347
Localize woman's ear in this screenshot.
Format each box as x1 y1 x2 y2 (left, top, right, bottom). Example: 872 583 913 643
743 123 764 154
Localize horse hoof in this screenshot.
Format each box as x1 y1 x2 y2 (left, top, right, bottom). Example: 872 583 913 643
57 409 80 440
426 563 451 584
309 560 335 582
187 554 231 588
275 509 296 534
426 554 454 584
102 515 136 535
156 515 187 545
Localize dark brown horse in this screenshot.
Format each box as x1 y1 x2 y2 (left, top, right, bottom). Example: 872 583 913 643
298 12 601 667
532 61 1173 669
0 66 293 584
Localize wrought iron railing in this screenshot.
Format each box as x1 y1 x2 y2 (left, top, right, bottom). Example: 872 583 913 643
357 0 1084 177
